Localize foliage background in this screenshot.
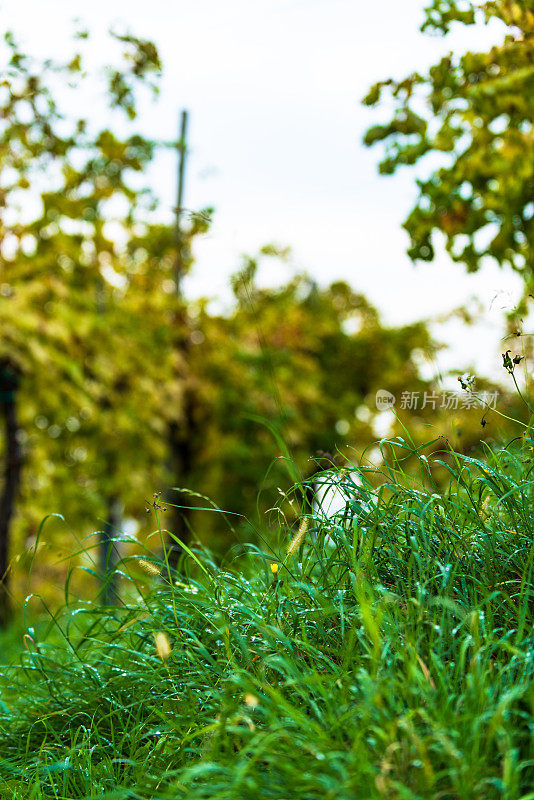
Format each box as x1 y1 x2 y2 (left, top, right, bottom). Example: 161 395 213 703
0 2 532 617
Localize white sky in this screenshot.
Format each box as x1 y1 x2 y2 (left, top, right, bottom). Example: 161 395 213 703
3 0 524 383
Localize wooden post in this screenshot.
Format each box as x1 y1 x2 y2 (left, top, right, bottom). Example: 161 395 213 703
0 360 22 627
167 110 196 568
100 494 121 605
175 109 188 270
95 260 121 603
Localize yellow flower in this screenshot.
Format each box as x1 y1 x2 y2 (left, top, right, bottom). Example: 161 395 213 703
270 563 279 574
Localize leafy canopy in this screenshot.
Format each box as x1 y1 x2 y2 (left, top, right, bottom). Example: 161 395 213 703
363 1 534 276
0 29 195 569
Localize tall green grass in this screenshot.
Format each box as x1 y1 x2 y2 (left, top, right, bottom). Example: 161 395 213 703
1 435 534 799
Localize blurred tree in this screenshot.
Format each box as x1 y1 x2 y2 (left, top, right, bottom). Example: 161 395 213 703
184 251 529 549
363 1 533 277
0 23 522 621
0 30 204 617
184 252 447 547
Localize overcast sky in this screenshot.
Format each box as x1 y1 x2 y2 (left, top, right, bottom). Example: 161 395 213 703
3 0 524 382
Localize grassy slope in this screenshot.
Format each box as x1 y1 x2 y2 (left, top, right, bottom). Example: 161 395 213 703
1 437 534 799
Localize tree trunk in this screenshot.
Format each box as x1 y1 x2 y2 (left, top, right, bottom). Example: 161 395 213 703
0 364 22 627
167 392 194 569
100 495 122 605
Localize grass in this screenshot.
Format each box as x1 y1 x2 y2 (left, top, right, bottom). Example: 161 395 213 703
2 435 534 799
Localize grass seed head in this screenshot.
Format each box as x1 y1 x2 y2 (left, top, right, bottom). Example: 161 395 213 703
244 693 259 708
286 517 309 556
139 559 161 576
154 631 171 661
